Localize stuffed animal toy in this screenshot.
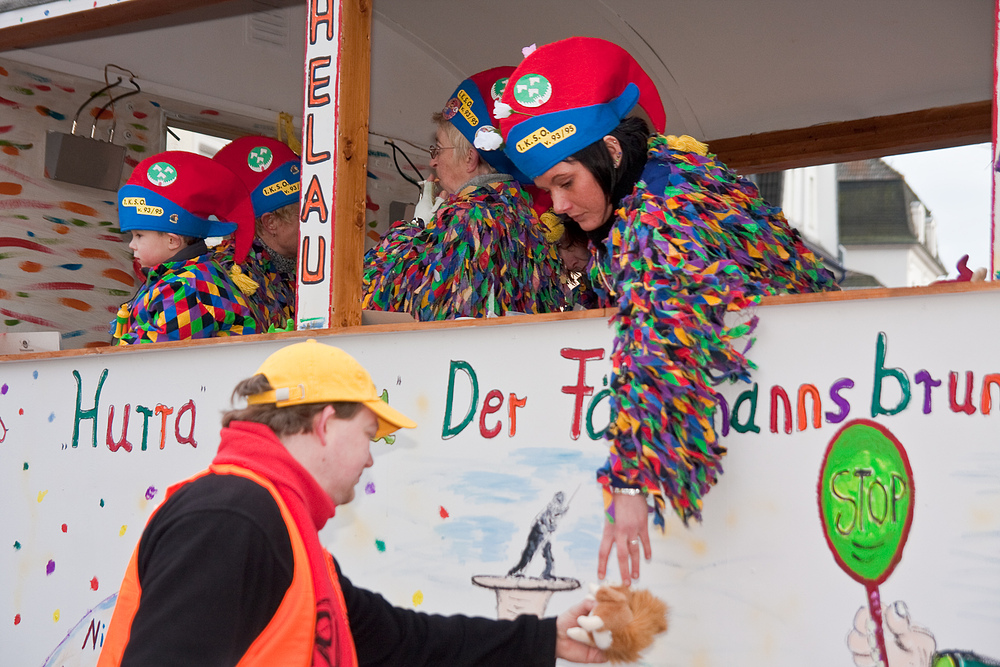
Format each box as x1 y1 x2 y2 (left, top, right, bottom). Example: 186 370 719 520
566 584 669 663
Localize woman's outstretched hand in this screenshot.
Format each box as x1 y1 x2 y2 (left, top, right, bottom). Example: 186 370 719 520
596 493 651 583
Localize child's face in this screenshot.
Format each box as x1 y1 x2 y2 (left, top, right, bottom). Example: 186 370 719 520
128 230 177 268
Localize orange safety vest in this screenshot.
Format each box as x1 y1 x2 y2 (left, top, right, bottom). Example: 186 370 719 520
97 463 355 667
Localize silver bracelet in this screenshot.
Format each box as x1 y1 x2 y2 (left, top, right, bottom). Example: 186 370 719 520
610 486 646 496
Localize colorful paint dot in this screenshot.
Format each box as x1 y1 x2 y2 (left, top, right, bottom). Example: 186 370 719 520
1 383 7 394
58 297 91 312
46 559 55 575
13 541 20 550
412 590 424 606
375 539 386 552
90 577 99 591
35 105 65 121
37 490 47 502
48 413 55 423
19 408 24 415
102 268 135 285
32 371 38 379
144 486 157 500
99 499 104 507
119 525 127 537
439 506 450 519
14 614 20 625
77 248 110 259
53 609 59 622
22 462 28 470
364 482 375 495
61 524 68 533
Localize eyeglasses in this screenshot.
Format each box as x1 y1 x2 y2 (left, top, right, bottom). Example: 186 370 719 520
428 145 454 159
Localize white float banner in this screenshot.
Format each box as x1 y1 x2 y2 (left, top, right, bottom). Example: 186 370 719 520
3 289 1000 665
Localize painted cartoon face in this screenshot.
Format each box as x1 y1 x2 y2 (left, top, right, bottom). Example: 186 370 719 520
128 230 176 268
818 420 914 585
534 160 613 232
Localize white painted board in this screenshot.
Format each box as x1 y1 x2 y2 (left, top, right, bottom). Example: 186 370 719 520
3 288 1000 666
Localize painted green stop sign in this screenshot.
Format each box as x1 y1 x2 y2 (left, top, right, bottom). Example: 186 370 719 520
818 420 915 585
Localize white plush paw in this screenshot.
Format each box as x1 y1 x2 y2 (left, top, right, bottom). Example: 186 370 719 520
577 614 605 632
593 629 613 650
566 627 594 646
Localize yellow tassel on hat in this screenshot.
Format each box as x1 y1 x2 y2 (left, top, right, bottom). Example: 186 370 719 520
230 265 259 296
112 303 130 342
665 135 709 156
539 210 565 244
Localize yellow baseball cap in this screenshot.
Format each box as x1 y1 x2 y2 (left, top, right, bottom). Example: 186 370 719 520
246 339 417 438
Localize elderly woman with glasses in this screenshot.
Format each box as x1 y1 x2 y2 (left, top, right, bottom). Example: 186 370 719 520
362 67 564 320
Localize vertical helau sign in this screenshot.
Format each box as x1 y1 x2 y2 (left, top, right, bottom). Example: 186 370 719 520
992 0 999 276
296 0 341 329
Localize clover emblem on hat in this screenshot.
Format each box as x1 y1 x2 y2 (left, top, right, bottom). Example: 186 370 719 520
513 74 552 107
490 77 509 101
146 162 178 187
248 146 274 173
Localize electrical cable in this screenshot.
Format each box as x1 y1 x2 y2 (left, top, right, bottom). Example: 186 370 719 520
384 139 423 188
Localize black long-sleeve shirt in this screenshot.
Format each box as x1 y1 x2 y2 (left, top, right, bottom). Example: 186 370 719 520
120 474 556 667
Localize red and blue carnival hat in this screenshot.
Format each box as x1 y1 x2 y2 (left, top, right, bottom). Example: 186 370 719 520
498 37 667 181
212 136 301 219
118 151 255 262
441 66 535 183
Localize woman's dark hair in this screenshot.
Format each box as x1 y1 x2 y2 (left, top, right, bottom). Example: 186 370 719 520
566 116 651 246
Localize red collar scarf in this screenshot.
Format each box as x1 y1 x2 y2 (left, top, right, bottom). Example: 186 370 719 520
214 421 357 667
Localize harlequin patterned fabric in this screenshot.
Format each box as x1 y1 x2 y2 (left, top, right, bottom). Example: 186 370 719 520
361 178 565 320
593 135 837 528
112 252 258 345
212 237 295 331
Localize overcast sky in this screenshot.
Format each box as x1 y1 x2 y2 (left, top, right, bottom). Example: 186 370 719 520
882 142 993 278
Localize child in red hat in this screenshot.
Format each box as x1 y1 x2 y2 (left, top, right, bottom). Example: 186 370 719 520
111 151 259 344
499 37 838 582
211 136 301 331
362 66 565 320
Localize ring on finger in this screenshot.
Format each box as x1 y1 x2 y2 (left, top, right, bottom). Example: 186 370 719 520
629 539 639 546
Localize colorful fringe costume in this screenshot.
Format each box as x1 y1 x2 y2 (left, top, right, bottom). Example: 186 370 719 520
593 135 837 527
213 237 296 332
362 176 565 320
112 246 258 345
